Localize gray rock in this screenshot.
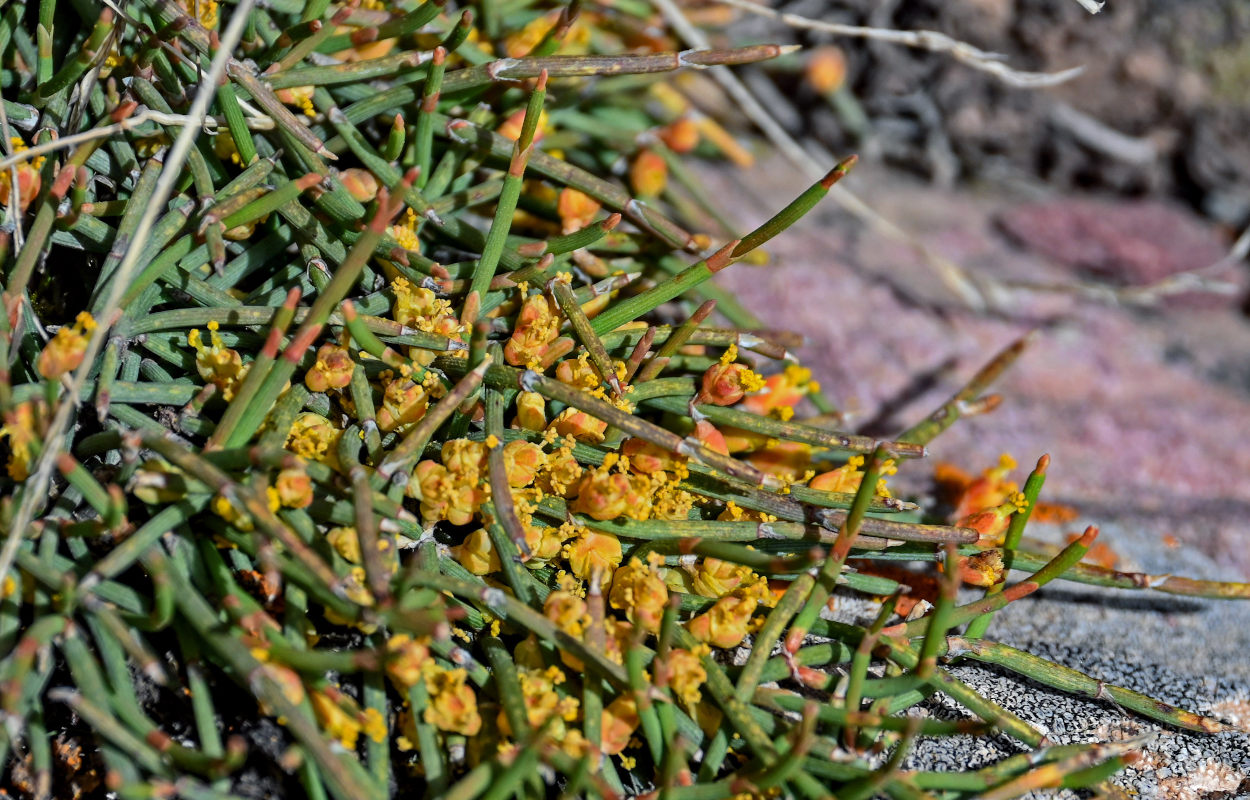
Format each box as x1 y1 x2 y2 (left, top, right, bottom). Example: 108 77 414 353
905 520 1250 799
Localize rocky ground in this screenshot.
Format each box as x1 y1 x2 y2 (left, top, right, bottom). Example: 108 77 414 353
697 132 1250 798
720 0 1250 230
911 518 1250 799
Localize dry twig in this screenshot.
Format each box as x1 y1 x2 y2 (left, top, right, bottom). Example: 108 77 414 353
717 0 1085 89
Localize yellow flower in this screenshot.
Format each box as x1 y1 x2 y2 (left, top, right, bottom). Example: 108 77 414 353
734 574 776 609
309 687 386 748
505 293 561 367
952 550 1005 588
742 364 815 417
0 137 44 213
498 666 579 738
686 595 758 649
274 466 313 509
377 377 429 433
534 442 583 498
548 407 607 444
812 456 860 492
211 493 255 532
555 353 602 391
385 634 431 691
514 391 546 430
562 531 622 585
557 188 601 233
409 460 484 527
700 362 755 405
340 566 375 608
521 517 568 564
659 117 700 154
339 168 379 202
304 343 355 393
952 453 1019 519
389 207 421 252
661 648 708 707
424 664 482 736
442 439 489 481
187 321 249 401
571 466 636 521
559 728 592 760
620 437 687 477
698 346 766 406
543 577 595 670
599 695 639 755
609 557 668 633
392 278 455 333
955 502 1018 547
275 85 316 117
629 149 668 197
650 483 697 521
362 707 387 744
715 500 776 524
544 587 590 638
37 312 96 380
180 0 218 28
603 619 634 666
456 528 501 576
689 558 755 599
501 440 546 487
286 413 342 469
326 527 361 564
0 400 42 481
1009 490 1029 513
212 129 243 166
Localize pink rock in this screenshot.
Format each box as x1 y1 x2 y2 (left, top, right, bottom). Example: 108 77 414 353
997 199 1233 307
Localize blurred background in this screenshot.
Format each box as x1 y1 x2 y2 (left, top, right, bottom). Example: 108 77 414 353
674 0 1250 575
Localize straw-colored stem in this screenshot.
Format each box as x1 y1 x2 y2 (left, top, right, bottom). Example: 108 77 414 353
897 333 1033 446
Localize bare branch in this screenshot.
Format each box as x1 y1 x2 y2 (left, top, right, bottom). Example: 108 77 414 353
0 110 277 173
1048 102 1155 165
1072 0 1105 13
716 0 1084 89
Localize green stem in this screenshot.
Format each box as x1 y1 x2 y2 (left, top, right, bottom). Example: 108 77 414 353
463 71 548 326
946 636 1232 733
964 454 1049 639
732 156 856 257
